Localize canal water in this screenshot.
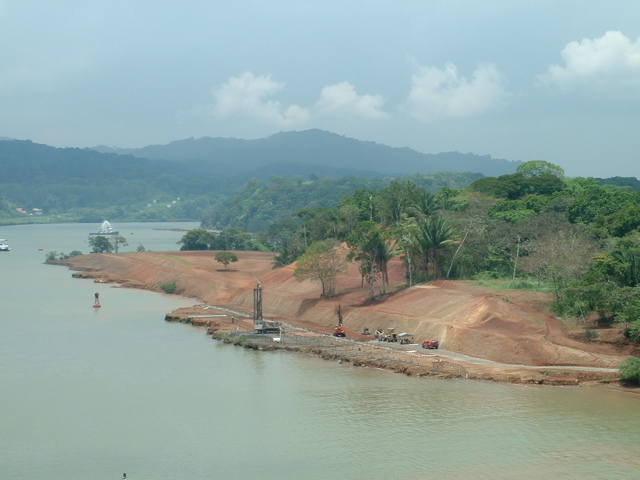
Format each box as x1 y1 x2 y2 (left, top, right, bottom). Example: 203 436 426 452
1 223 639 480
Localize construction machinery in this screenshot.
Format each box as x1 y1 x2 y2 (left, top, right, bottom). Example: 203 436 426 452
333 325 346 337
398 332 414 344
376 327 398 342
422 339 439 349
252 273 283 334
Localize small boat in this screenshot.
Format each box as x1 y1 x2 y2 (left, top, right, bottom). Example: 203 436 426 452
89 221 119 236
0 239 10 252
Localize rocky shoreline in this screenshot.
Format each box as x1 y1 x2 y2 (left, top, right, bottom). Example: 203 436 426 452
164 304 620 386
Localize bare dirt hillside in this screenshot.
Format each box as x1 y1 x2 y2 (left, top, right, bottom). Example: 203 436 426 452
56 250 639 384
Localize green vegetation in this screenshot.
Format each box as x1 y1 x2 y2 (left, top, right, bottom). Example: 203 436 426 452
293 239 347 296
157 281 177 294
619 357 640 385
178 227 265 251
201 173 481 232
88 235 128 253
214 251 239 270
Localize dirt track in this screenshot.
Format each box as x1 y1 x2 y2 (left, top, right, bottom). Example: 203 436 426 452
55 250 640 386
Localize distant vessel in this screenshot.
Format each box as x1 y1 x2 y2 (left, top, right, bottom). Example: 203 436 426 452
0 239 10 251
89 221 119 236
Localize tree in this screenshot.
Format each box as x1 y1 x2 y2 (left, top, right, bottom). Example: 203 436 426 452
178 228 215 250
210 227 258 250
380 180 418 225
517 160 565 179
519 216 596 296
408 190 438 219
375 234 400 293
293 239 347 297
391 223 420 286
414 215 457 279
346 221 384 298
111 235 128 253
88 235 114 253
215 251 238 270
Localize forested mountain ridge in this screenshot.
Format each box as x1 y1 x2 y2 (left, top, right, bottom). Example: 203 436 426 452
0 137 487 223
0 139 231 222
92 129 522 178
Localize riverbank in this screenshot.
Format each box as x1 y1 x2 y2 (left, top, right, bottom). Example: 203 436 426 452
54 250 639 386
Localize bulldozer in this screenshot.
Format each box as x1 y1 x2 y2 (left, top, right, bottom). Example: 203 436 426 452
378 327 398 342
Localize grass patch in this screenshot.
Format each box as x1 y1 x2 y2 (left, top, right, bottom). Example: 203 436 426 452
472 277 554 294
165 255 190 266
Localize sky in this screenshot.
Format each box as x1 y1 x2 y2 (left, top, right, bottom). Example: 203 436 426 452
1 1 639 178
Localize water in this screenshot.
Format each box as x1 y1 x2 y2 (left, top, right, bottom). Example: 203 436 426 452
1 223 639 480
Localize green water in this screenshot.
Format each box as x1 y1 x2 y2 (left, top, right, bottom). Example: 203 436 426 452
1 223 639 480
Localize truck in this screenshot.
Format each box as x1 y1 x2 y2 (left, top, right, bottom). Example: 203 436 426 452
422 340 439 349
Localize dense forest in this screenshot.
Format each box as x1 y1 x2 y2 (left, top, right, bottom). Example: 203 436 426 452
180 161 640 359
201 172 483 231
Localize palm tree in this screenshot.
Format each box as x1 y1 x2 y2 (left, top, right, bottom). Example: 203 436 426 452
414 216 457 279
611 239 640 287
347 221 384 299
375 234 401 293
408 191 438 220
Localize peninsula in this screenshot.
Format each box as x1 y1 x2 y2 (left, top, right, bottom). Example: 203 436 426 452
55 250 637 386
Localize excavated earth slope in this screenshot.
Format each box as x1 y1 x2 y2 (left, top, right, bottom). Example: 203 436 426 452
56 250 639 385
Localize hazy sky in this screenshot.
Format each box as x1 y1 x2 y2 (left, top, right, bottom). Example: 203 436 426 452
1 1 639 177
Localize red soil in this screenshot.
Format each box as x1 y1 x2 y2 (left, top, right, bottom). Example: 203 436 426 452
56 250 640 386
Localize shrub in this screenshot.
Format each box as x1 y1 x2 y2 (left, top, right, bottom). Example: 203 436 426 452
45 251 58 261
507 280 535 290
158 281 177 294
619 357 640 385
584 328 599 341
624 320 640 342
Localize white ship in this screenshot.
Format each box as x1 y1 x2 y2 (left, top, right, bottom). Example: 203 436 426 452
89 221 119 236
0 239 10 251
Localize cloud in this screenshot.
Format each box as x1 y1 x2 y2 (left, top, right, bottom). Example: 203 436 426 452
211 72 310 126
540 31 640 86
315 81 388 119
405 63 506 121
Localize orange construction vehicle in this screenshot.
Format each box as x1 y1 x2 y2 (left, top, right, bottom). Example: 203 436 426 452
333 325 346 337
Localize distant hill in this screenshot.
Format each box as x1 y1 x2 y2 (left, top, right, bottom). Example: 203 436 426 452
92 129 522 178
0 139 231 218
